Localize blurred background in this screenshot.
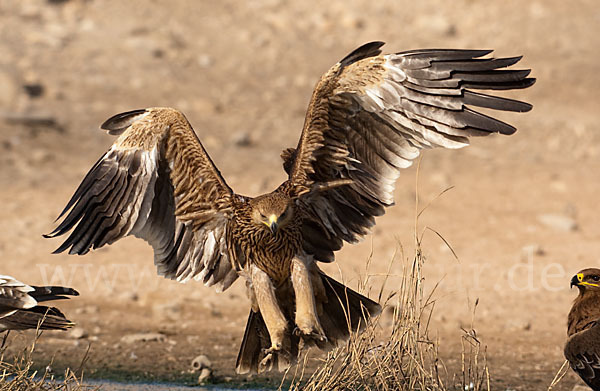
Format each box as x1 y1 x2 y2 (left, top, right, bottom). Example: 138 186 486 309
0 0 598 389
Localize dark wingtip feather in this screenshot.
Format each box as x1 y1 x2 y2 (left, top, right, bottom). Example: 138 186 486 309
526 77 537 87
101 109 147 135
463 91 533 112
399 48 493 60
339 41 385 68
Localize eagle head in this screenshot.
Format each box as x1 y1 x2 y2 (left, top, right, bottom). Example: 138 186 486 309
571 268 600 293
250 193 294 234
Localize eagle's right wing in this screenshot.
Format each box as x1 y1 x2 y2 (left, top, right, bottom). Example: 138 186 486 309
46 108 239 291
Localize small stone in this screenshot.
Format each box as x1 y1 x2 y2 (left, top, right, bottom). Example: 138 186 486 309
23 83 44 98
198 368 211 384
120 332 167 344
232 131 252 147
74 305 99 315
119 291 139 302
537 214 578 232
521 244 545 259
197 54 213 68
67 327 88 339
191 354 211 371
153 302 181 319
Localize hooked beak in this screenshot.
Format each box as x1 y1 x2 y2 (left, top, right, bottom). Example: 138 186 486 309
571 274 582 288
268 214 278 234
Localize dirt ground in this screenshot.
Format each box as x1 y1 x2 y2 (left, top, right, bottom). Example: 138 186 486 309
0 0 599 389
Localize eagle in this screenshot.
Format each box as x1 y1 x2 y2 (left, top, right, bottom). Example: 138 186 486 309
45 42 534 373
0 275 78 331
565 268 600 390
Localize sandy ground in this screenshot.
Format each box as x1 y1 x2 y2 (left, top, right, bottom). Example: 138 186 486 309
0 0 599 389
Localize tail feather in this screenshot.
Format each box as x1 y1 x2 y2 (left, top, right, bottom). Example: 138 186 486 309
236 311 269 374
318 272 381 346
235 310 300 374
235 272 381 374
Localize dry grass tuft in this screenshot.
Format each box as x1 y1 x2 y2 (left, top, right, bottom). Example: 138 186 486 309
288 163 490 391
288 238 489 391
0 331 92 391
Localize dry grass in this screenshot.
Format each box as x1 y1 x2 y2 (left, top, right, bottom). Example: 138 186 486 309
0 331 91 391
288 164 491 391
288 239 490 391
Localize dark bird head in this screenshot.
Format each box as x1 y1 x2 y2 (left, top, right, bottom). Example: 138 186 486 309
250 193 294 235
571 268 600 293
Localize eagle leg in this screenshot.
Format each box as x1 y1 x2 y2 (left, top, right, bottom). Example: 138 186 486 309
250 264 287 370
291 256 326 343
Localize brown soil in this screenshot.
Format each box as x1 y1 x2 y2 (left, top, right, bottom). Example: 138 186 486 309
0 0 598 389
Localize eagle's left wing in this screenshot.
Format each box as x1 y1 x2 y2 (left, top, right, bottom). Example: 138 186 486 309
284 42 534 262
565 321 600 391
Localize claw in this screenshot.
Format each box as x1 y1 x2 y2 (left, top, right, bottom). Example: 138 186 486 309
294 325 327 343
259 344 282 372
259 352 275 371
293 326 301 337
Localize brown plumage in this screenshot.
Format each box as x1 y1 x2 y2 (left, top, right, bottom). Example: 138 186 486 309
0 275 78 331
46 42 534 373
566 268 600 391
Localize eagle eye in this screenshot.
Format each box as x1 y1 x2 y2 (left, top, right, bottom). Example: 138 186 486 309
592 275 600 282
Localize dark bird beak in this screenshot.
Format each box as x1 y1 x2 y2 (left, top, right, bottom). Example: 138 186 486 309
268 215 278 234
571 275 580 288
269 222 278 234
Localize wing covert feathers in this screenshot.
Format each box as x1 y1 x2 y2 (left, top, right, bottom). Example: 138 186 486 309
565 321 600 390
286 42 534 262
47 108 238 291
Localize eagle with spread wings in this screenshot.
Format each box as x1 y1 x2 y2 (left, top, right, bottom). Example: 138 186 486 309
46 42 534 373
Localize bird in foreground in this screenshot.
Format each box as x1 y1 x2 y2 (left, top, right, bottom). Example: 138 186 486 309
565 268 600 390
0 275 78 331
46 41 534 373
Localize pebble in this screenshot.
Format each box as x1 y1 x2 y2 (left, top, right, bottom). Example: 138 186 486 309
232 131 252 147
537 214 578 232
520 244 545 259
120 332 166 344
23 83 44 98
74 305 99 315
152 302 181 319
67 327 88 339
119 291 139 302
